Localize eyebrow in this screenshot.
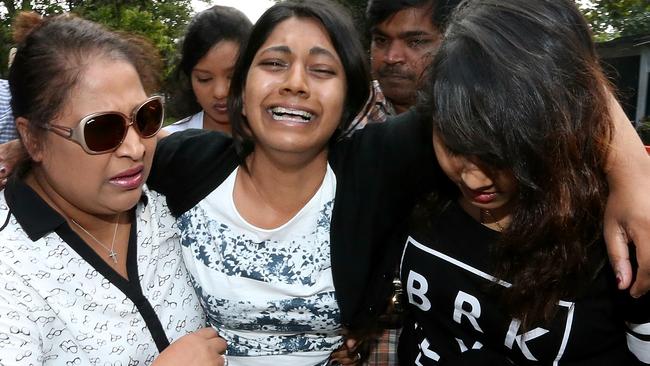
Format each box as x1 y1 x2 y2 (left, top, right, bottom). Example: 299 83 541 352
260 45 292 55
193 65 235 73
260 45 338 60
372 29 435 39
309 46 337 60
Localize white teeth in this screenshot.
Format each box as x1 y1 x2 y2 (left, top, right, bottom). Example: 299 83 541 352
270 107 313 122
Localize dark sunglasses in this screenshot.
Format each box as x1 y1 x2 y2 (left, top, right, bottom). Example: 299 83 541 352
41 95 164 154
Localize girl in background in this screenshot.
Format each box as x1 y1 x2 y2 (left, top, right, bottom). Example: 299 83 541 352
165 5 252 135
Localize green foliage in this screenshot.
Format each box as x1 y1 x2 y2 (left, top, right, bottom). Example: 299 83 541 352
75 0 192 81
580 0 650 41
0 0 193 83
327 0 650 42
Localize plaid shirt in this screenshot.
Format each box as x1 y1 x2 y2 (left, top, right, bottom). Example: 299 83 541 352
366 328 402 366
0 79 17 144
344 80 396 136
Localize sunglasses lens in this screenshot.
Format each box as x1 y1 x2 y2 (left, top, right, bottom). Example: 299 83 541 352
84 114 127 153
136 98 163 138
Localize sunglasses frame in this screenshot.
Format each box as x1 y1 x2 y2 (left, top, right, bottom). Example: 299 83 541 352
42 95 165 155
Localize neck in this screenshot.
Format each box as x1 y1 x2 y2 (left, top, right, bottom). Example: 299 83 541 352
233 146 329 230
246 147 328 211
202 112 231 134
458 197 512 232
25 170 128 232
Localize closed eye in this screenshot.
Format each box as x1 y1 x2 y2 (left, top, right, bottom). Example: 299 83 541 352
310 65 337 77
259 59 287 70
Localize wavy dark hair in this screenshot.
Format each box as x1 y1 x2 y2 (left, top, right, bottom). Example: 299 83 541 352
228 0 371 159
366 0 462 33
421 0 613 326
169 6 252 118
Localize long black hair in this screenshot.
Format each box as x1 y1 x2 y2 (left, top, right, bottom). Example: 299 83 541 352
228 0 371 158
170 6 252 118
421 0 613 326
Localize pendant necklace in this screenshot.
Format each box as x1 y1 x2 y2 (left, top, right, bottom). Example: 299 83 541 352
70 213 121 264
480 209 504 232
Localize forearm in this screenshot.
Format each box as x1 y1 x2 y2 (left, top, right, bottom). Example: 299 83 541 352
604 93 650 184
602 92 650 296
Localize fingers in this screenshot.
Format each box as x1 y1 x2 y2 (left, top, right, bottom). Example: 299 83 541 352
331 351 361 365
0 165 9 190
209 336 228 355
628 228 650 298
603 221 632 290
194 327 228 357
330 348 349 362
330 340 362 366
631 264 650 298
194 327 219 339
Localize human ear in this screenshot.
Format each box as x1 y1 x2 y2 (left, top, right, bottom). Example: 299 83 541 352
15 117 44 162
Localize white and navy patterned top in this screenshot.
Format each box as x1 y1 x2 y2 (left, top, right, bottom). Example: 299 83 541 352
0 79 17 144
178 164 342 366
0 179 206 365
163 111 203 134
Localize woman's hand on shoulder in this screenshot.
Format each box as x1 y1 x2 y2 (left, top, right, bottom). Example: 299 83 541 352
603 93 650 298
153 327 228 366
604 167 650 299
0 139 27 188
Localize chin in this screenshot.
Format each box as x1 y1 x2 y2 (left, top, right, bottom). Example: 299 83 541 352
112 190 144 212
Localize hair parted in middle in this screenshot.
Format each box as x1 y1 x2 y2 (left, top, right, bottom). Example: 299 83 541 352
227 0 371 158
170 5 253 118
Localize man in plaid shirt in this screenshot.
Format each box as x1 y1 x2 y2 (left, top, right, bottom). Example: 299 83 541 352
352 1 462 365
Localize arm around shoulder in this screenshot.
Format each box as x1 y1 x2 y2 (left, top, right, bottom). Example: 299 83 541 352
602 93 650 297
148 129 237 213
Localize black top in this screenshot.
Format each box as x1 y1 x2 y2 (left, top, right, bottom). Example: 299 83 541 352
398 200 650 365
148 109 437 331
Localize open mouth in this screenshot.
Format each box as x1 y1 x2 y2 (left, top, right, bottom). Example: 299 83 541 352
269 106 314 123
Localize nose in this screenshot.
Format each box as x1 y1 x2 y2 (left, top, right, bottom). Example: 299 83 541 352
115 124 146 161
384 41 406 65
280 63 310 98
460 160 493 190
213 77 229 100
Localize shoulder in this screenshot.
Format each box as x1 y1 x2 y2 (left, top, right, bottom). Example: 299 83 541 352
149 131 240 216
140 185 177 225
163 112 203 133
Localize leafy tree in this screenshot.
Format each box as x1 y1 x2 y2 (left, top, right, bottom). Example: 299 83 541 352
326 0 650 42
581 0 650 41
0 0 193 83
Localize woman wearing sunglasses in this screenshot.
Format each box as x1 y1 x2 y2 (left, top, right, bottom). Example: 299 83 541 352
0 12 226 365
